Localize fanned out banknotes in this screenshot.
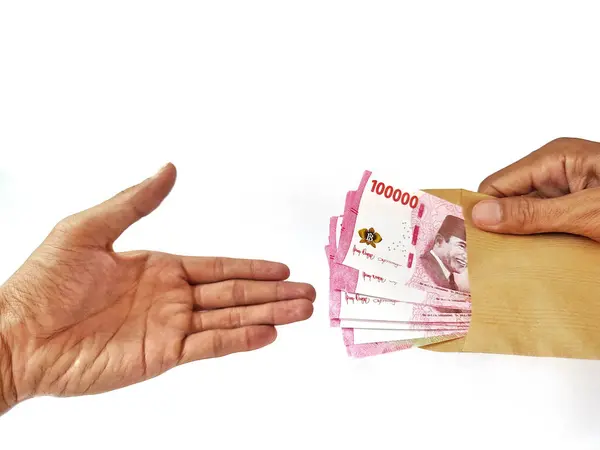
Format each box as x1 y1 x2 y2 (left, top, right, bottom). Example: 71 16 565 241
326 170 471 357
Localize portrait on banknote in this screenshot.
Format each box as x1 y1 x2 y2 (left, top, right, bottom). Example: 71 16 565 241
418 214 468 293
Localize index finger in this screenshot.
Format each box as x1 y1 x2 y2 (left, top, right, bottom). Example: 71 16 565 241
478 140 570 198
180 256 290 284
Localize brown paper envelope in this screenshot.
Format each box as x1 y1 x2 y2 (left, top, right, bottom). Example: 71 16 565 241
421 188 600 359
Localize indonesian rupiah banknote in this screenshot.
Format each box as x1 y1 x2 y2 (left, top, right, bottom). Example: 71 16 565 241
326 170 471 357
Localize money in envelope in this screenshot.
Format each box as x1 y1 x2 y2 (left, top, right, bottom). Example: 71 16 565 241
326 170 472 358
328 170 600 359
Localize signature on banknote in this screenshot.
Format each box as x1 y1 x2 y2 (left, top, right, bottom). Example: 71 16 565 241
328 171 472 358
344 292 400 306
352 245 375 260
362 272 386 283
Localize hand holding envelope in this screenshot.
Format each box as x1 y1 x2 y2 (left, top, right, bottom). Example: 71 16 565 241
471 137 600 242
327 137 600 359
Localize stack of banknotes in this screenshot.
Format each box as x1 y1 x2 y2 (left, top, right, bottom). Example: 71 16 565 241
326 170 471 357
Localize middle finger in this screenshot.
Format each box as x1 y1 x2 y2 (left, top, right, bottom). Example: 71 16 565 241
193 279 316 310
192 299 314 331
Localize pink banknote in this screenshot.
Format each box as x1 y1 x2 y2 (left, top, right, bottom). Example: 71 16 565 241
341 318 468 332
342 327 464 358
326 215 343 327
405 189 470 302
335 170 471 306
335 170 417 277
331 207 469 310
342 328 413 358
351 327 466 345
328 220 464 355
339 291 470 326
327 171 471 357
328 227 467 330
329 217 469 340
333 265 471 311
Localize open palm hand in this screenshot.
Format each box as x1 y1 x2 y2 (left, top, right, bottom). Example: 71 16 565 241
0 164 315 406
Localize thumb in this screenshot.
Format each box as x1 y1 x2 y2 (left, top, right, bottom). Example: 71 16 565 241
61 163 177 247
470 189 600 241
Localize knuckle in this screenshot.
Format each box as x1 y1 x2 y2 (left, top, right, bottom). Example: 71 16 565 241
477 175 502 196
115 184 138 200
231 280 247 305
512 197 538 228
549 136 572 147
194 286 205 309
212 332 224 357
477 178 491 194
243 328 253 350
228 308 243 328
213 257 226 279
129 201 147 222
52 215 76 235
249 260 257 278
51 213 103 248
193 311 204 331
275 281 284 299
546 136 582 156
49 216 81 246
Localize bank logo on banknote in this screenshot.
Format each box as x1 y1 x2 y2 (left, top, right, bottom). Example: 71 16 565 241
357 227 382 248
326 170 471 358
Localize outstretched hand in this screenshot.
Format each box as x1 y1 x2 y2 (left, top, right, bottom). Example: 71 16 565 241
0 164 315 412
471 137 600 241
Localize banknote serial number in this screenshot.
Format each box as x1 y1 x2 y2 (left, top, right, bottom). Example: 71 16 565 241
370 180 419 208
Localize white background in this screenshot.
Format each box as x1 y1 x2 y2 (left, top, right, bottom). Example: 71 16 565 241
2 1 600 448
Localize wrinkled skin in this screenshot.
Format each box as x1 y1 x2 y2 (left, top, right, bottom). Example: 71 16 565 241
472 137 600 241
0 164 316 414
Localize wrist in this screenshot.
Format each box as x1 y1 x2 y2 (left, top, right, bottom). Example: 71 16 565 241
0 286 19 415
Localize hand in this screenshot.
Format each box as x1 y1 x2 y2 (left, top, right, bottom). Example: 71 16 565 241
0 164 315 413
471 137 600 241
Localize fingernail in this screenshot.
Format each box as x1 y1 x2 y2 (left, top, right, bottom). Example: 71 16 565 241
472 200 502 226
